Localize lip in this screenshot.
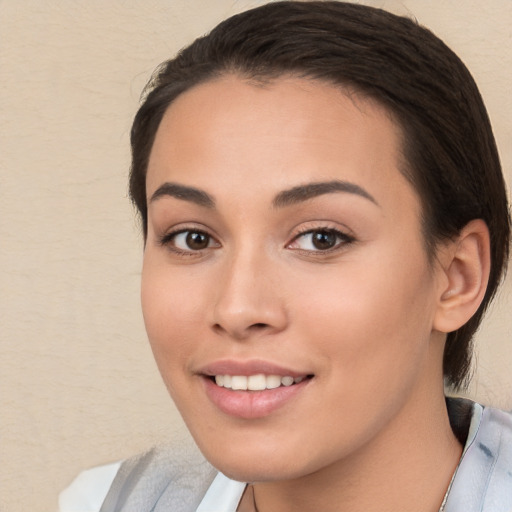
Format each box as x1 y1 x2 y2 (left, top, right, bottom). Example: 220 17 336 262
198 359 309 378
198 359 313 419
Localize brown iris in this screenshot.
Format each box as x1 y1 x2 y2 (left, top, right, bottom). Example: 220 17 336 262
311 230 337 250
186 231 210 250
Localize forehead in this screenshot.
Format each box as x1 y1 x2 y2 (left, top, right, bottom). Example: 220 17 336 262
146 75 416 217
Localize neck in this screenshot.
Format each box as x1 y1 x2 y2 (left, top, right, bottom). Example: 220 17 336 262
248 390 462 512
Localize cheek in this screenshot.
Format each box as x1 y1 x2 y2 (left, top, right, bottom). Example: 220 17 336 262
289 248 436 380
140 258 204 378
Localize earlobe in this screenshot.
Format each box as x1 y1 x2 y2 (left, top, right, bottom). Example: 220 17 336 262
433 219 491 333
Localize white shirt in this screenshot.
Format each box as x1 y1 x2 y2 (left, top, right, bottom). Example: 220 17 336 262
59 466 245 512
59 402 512 512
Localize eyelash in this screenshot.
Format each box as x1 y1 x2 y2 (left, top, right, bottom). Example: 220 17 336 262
287 227 355 254
158 226 355 256
158 227 219 256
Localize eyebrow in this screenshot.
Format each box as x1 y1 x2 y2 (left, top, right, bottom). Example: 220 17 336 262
149 179 378 210
272 180 379 208
149 182 215 208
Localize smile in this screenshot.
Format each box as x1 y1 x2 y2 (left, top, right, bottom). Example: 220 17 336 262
203 374 313 419
214 374 306 391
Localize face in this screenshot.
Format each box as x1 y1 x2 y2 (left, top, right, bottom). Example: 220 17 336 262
141 76 447 482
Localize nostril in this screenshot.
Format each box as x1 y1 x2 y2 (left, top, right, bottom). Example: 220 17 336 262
251 323 269 329
212 323 224 334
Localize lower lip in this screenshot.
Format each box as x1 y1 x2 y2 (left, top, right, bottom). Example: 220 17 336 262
202 377 311 419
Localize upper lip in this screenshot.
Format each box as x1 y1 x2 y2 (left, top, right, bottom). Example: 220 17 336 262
198 359 311 378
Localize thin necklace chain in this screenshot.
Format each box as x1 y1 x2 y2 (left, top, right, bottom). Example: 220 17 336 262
250 485 259 512
252 485 258 512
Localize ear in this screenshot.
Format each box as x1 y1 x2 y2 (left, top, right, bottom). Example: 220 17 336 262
433 219 491 333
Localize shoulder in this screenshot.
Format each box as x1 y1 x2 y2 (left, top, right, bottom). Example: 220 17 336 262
58 461 122 512
59 440 218 512
445 402 512 512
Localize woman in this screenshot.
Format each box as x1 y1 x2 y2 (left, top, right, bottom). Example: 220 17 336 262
61 2 511 511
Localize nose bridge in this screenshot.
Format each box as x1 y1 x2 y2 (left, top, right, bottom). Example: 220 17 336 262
212 241 286 339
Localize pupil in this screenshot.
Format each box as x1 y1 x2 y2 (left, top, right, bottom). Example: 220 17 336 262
186 232 209 250
312 230 336 250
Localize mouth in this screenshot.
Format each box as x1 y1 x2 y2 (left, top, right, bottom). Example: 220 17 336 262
201 369 314 419
210 374 312 391
197 360 314 418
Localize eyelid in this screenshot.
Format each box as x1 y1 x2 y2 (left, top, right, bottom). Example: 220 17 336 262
286 224 356 253
158 224 221 254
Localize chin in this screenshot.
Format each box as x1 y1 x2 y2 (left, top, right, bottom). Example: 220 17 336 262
212 458 307 484
195 436 322 483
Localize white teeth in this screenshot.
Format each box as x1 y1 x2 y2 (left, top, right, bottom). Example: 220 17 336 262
266 375 282 389
247 374 266 391
281 376 294 386
231 375 248 390
214 374 306 390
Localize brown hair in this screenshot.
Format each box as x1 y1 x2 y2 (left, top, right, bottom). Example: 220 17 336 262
129 1 510 389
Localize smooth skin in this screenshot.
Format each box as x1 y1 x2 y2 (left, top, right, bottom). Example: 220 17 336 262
141 76 490 512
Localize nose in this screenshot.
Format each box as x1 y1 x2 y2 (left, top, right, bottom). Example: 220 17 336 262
211 249 288 341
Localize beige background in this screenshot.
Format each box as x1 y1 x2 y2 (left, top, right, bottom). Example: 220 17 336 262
0 1 510 511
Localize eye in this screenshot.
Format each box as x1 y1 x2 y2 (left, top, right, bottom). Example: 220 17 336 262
160 229 219 253
288 228 354 252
